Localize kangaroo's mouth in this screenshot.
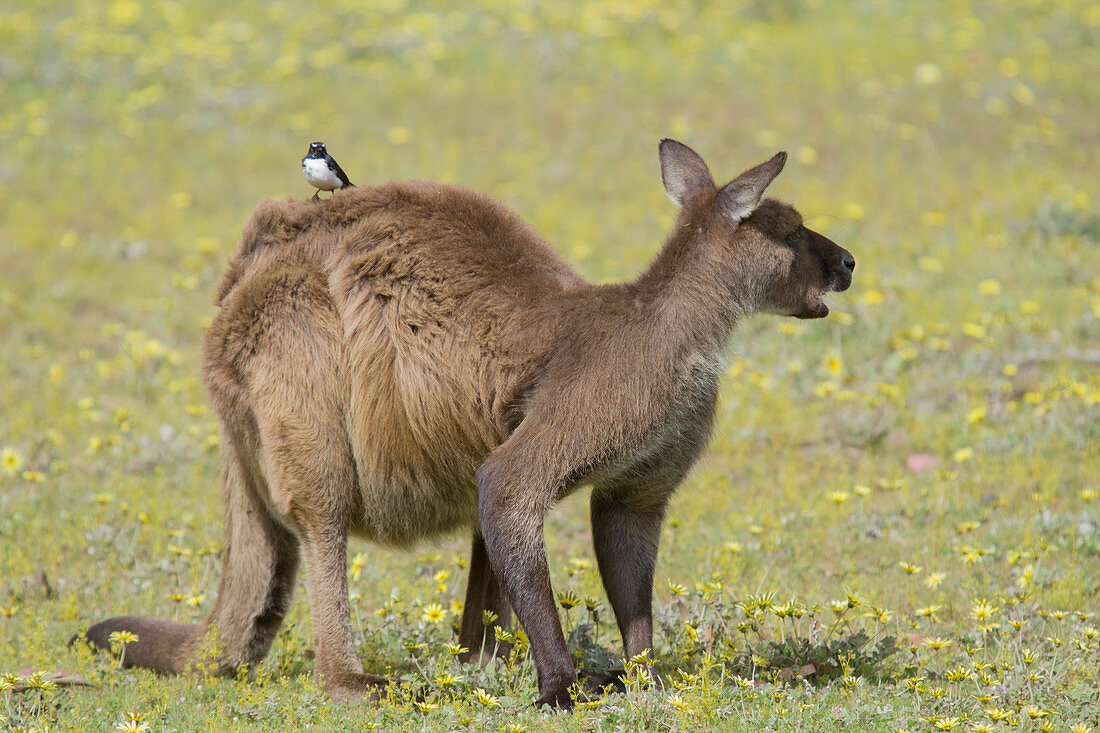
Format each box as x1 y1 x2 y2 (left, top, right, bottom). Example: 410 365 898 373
794 294 830 319
796 267 853 318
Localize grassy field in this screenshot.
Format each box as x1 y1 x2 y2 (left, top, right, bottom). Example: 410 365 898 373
2 0 1098 730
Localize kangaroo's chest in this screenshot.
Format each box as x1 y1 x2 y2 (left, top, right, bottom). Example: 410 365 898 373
587 353 722 498
645 368 720 471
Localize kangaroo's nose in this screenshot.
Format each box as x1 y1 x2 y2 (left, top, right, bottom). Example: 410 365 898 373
842 252 855 273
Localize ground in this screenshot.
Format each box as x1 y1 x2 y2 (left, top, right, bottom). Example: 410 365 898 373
0 1 1098 731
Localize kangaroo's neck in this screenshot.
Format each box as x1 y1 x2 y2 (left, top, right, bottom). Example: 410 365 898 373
632 213 750 351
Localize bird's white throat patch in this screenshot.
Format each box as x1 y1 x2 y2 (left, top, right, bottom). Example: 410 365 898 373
302 158 342 190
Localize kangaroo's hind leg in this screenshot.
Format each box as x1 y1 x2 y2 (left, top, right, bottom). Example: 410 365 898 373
458 532 513 665
254 399 383 701
255 398 380 700
234 265 383 702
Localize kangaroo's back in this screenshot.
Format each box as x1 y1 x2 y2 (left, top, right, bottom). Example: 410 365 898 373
218 181 583 316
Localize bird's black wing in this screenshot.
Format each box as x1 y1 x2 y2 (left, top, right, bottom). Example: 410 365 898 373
328 156 353 187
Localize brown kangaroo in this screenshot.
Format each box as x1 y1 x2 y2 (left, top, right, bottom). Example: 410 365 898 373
78 140 854 708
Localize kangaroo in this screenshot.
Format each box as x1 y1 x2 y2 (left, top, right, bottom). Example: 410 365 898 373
78 140 854 708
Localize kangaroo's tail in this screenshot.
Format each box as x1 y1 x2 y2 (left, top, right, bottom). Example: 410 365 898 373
70 616 200 675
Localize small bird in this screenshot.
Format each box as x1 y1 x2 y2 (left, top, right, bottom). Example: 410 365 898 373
301 142 353 199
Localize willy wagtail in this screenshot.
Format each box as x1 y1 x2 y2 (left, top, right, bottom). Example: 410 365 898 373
302 142 353 199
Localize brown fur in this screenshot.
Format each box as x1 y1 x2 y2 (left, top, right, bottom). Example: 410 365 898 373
77 140 854 708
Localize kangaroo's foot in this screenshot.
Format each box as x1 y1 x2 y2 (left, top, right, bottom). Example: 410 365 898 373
322 671 388 703
533 681 576 710
579 668 628 695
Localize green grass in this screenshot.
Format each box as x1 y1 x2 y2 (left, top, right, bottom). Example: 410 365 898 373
1 0 1098 730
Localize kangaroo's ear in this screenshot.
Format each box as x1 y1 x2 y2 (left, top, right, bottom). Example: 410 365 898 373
715 151 787 223
659 139 716 206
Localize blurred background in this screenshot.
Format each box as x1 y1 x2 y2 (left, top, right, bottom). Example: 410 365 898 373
0 0 1097 727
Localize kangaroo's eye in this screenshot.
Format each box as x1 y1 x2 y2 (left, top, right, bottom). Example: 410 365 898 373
784 228 802 246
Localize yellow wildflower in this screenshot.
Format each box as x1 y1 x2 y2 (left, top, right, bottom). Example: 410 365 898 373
1 447 22 476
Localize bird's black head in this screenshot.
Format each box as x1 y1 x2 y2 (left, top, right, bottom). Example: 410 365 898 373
306 141 327 158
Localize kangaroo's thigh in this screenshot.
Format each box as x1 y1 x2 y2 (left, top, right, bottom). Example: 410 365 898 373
208 262 361 525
